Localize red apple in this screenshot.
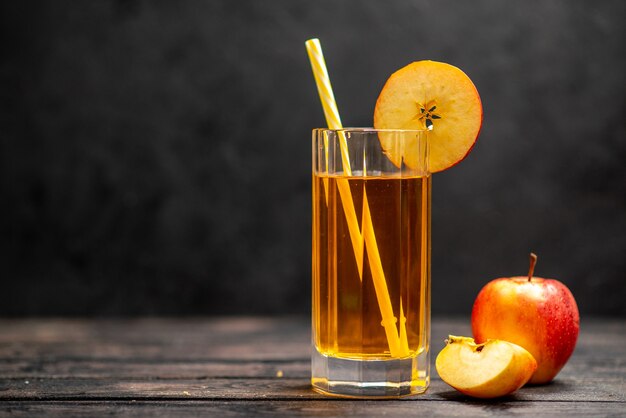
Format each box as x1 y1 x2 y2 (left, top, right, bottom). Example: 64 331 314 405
471 253 580 384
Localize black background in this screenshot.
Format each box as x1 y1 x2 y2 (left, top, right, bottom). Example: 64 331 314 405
1 1 624 316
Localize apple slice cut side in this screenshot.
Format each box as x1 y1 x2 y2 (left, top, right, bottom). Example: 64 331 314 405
374 61 483 173
435 335 537 399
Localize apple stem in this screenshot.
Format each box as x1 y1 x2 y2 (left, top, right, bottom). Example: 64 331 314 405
528 253 537 281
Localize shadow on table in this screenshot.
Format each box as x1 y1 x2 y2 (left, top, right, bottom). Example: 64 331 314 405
435 390 524 412
434 379 565 411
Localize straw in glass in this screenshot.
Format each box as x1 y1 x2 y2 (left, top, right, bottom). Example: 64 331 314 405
306 38 409 357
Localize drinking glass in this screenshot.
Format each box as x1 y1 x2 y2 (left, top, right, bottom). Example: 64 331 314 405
311 128 431 398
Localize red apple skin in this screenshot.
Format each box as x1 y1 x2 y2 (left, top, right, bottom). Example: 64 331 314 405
471 277 579 384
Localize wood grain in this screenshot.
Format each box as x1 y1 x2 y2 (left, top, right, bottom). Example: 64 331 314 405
0 317 624 417
0 401 624 418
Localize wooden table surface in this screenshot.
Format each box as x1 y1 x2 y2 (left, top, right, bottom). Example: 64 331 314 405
0 317 624 417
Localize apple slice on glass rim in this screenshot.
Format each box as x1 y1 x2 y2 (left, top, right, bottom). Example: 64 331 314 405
374 60 483 172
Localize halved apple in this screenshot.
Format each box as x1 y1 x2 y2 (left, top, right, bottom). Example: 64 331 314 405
435 335 537 399
374 61 482 172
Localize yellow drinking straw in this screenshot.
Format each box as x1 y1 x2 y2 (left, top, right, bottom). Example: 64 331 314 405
305 39 363 278
305 38 409 358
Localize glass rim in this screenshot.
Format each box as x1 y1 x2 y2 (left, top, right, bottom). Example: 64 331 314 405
313 127 428 134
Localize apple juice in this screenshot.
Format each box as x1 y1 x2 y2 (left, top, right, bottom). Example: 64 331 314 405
312 173 431 359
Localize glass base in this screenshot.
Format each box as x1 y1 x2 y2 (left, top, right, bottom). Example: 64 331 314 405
311 348 430 398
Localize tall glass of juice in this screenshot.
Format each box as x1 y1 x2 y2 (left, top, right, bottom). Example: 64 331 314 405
312 128 430 398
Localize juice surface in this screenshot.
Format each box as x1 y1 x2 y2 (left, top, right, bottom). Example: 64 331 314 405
312 173 431 359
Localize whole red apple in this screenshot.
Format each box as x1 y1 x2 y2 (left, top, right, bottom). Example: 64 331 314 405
471 253 579 384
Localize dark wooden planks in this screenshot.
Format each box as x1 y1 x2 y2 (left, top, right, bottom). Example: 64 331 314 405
2 354 621 380
0 317 311 361
0 400 624 418
2 317 622 360
0 359 311 379
0 376 624 402
0 316 624 417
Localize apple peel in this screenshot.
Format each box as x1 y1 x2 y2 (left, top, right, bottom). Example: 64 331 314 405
471 253 580 384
